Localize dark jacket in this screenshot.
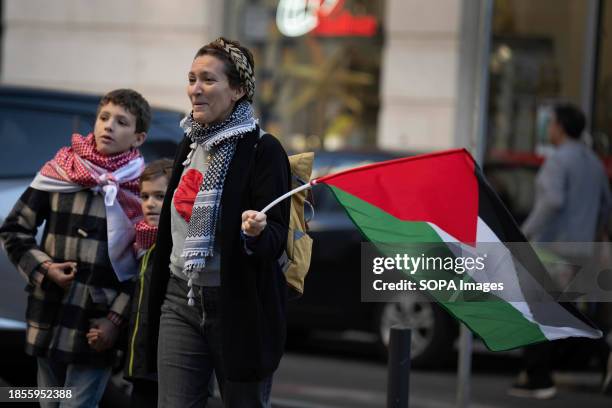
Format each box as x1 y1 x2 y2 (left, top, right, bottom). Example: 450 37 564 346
0 189 132 366
124 245 157 382
146 127 291 381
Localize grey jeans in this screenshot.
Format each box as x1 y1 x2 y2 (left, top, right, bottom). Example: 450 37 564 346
157 275 273 408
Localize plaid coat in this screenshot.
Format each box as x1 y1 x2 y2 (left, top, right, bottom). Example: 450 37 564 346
0 187 132 366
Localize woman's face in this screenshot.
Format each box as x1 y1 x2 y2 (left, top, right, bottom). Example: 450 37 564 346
187 54 245 125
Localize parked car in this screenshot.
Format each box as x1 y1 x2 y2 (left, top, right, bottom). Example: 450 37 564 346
0 86 183 396
287 149 541 368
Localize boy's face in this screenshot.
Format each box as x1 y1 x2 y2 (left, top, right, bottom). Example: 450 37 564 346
94 102 146 155
140 175 168 226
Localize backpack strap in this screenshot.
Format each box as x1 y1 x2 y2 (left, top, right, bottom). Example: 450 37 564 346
253 126 292 271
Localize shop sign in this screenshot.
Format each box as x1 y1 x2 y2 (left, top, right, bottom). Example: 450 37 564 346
276 0 377 38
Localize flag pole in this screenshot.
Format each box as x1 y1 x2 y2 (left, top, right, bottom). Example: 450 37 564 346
260 181 315 214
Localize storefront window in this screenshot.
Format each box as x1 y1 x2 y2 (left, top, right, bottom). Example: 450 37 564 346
227 0 384 151
487 0 588 155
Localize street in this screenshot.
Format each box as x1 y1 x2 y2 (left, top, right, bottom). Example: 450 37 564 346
270 332 612 408
1 332 610 407
272 353 609 407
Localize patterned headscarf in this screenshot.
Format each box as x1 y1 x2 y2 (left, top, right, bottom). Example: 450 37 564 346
210 37 255 101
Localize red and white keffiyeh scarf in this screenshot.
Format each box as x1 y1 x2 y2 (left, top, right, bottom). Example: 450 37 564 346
134 220 158 259
31 133 144 281
37 133 143 220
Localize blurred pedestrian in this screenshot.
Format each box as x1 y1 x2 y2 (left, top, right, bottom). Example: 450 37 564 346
509 103 612 399
0 89 150 407
146 37 291 407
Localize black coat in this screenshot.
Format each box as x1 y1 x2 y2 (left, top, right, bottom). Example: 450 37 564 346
146 127 291 381
124 245 157 382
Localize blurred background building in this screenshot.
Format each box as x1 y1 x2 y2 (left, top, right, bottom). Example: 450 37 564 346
1 0 611 161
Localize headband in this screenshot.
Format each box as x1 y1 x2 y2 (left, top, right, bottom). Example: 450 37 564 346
212 37 255 101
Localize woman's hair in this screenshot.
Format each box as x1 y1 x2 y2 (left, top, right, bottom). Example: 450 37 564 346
140 158 173 188
194 37 255 103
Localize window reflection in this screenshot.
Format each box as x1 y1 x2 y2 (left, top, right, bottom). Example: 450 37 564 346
229 0 383 151
488 0 587 155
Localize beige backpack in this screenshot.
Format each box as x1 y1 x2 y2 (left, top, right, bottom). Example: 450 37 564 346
282 152 314 299
257 129 314 299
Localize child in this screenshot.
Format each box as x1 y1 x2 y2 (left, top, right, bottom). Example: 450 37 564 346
120 158 172 407
0 89 150 407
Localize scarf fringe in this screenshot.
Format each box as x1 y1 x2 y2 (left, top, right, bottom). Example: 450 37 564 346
183 258 209 274
183 249 214 258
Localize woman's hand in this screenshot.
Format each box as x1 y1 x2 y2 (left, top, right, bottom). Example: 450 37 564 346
241 210 267 237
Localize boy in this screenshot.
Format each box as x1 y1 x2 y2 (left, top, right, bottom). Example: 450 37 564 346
0 89 150 407
118 158 172 407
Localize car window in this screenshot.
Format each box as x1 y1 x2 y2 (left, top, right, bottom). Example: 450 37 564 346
148 111 183 141
0 107 94 178
0 103 182 178
140 140 177 163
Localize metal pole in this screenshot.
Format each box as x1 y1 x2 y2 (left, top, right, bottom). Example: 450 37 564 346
387 326 412 408
474 0 494 166
454 0 482 152
456 1 493 408
457 325 473 408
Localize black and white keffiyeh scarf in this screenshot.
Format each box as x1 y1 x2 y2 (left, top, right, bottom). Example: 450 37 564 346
180 101 257 305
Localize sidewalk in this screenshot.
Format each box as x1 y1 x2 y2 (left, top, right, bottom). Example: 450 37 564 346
207 394 320 408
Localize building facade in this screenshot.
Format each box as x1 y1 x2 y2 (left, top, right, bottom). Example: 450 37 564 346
2 0 611 160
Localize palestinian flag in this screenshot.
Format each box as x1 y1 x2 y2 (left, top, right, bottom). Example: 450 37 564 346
313 148 601 351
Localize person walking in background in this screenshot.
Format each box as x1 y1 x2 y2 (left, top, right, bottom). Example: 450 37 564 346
509 103 612 399
0 89 150 407
146 37 291 407
522 103 611 245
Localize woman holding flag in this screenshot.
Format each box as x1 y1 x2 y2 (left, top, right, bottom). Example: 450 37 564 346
146 37 291 407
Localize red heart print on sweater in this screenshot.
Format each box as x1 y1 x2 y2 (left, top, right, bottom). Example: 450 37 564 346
174 168 203 222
